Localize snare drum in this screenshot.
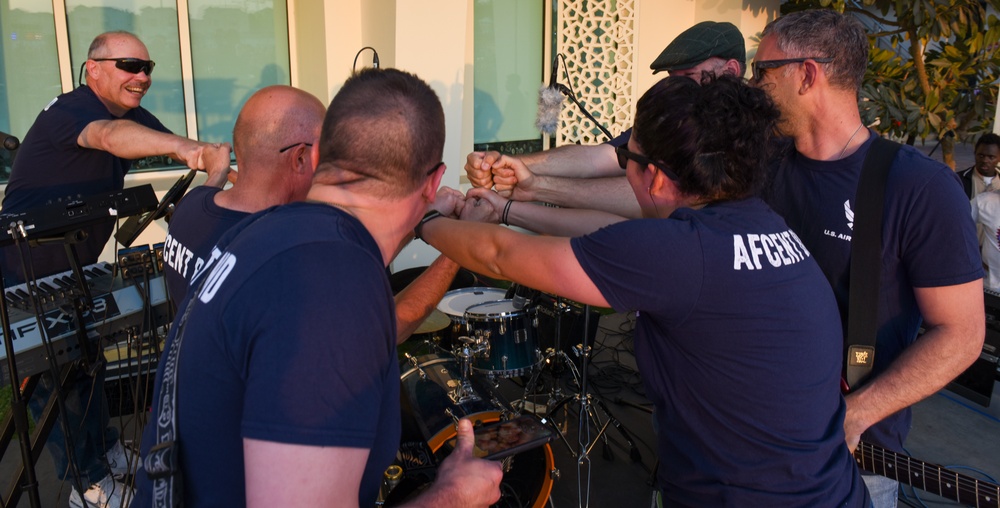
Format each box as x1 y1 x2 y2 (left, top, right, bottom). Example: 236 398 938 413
386 354 554 507
465 299 541 377
437 287 509 325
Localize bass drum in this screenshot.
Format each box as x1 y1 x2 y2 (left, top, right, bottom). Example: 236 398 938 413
385 354 554 507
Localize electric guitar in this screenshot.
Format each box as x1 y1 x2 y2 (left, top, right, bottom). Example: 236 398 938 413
854 441 1000 506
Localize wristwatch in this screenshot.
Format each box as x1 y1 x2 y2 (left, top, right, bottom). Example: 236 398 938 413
414 210 443 241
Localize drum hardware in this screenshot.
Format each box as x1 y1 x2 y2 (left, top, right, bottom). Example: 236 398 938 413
457 335 489 366
521 297 643 508
376 465 404 506
402 352 428 381
387 353 556 507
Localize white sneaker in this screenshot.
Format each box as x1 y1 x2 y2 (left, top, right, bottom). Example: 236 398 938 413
67 474 134 508
105 440 141 477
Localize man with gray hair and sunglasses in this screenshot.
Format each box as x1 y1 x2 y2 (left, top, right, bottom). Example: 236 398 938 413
1 30 230 507
753 10 984 507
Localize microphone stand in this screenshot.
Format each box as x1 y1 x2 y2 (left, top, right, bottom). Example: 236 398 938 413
555 83 614 142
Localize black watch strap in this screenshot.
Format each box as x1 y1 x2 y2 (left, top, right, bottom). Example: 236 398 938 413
414 210 443 240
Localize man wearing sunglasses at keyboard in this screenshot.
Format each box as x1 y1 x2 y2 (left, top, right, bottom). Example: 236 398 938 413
0 30 231 508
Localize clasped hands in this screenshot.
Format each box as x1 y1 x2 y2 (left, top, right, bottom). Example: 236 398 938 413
179 140 237 185
464 151 537 201
428 186 512 225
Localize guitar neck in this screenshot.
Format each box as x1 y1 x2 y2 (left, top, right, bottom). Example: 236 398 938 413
854 441 1000 507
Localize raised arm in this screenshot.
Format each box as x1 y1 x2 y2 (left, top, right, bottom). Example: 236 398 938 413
842 279 985 451
420 214 607 308
467 187 626 236
78 118 232 176
465 144 621 188
480 153 640 218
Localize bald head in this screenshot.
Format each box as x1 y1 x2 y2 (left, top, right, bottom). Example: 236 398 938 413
224 86 325 207
233 85 325 168
88 31 146 59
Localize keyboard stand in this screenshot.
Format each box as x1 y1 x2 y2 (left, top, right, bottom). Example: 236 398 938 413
0 364 79 507
0 228 101 507
0 251 43 507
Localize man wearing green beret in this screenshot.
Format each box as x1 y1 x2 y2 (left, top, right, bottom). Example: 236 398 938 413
463 21 746 226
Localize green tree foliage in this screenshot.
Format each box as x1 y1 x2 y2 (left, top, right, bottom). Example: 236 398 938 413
782 0 1000 168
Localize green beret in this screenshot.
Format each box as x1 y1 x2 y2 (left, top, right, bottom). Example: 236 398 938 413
650 21 745 74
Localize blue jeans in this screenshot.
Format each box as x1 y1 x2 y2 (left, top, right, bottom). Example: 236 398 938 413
863 474 898 508
27 368 117 485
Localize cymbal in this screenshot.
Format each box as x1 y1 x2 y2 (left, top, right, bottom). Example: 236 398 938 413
414 309 451 334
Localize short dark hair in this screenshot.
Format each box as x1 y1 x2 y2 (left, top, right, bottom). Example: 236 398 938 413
633 75 779 202
761 9 868 93
975 133 1000 151
315 68 445 197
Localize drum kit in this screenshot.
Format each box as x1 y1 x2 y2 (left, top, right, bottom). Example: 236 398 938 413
380 284 641 508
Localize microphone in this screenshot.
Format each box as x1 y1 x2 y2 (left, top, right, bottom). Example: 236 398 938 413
512 284 536 310
536 56 564 136
1 131 20 151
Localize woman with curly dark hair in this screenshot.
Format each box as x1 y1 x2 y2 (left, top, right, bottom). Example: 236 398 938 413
421 75 870 506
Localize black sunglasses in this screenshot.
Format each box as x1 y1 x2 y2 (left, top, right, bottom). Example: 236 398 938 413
92 57 156 76
426 161 444 176
278 142 312 153
615 145 678 181
751 57 833 83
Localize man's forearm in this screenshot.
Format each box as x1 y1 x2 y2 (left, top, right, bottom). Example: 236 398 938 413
522 174 641 218
520 144 620 179
506 200 627 236
844 320 984 445
394 255 460 343
79 119 197 162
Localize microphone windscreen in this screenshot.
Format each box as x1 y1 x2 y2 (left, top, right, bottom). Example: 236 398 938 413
535 85 564 136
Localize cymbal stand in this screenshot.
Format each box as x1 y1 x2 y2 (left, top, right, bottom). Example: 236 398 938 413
525 298 641 508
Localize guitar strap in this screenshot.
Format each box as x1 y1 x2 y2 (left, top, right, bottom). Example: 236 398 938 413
143 209 271 507
845 137 901 390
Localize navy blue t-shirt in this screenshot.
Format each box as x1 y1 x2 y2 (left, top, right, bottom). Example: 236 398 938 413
765 132 983 452
134 202 401 507
0 86 168 283
162 186 250 306
572 198 869 507
606 128 631 148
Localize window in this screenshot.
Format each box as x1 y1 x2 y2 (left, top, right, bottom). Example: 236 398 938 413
0 1 61 180
473 0 545 156
188 1 289 144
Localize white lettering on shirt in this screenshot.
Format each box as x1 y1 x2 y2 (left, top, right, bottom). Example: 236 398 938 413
733 229 811 270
